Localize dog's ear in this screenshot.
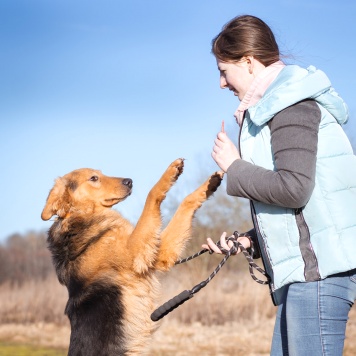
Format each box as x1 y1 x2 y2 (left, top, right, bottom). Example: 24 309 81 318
41 177 71 220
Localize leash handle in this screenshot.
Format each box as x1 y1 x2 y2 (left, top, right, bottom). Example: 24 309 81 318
151 232 270 322
151 290 192 322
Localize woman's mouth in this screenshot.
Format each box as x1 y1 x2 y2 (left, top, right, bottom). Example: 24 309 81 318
229 87 238 96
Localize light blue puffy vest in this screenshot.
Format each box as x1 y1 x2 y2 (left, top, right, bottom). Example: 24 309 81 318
240 65 356 300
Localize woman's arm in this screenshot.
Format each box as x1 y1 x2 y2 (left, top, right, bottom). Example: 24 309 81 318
226 100 321 208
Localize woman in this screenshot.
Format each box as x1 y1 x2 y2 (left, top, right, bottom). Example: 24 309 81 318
204 15 356 355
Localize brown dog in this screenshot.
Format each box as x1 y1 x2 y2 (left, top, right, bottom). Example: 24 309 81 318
41 158 223 355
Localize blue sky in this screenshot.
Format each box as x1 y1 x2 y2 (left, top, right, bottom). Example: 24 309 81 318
1 0 355 241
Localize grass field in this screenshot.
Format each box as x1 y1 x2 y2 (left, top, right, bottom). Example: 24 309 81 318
0 265 355 355
0 343 66 356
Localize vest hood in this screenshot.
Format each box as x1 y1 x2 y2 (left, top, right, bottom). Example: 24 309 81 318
247 65 349 126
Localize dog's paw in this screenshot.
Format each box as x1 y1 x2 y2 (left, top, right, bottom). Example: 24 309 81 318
168 158 184 182
153 158 184 197
206 171 224 195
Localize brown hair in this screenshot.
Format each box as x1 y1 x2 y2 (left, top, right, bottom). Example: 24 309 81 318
212 15 280 66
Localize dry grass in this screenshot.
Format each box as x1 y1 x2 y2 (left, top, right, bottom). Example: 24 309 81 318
0 277 68 325
0 263 355 355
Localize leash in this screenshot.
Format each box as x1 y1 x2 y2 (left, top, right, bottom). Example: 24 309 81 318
151 231 270 322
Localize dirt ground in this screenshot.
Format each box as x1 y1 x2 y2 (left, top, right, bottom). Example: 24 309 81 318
0 313 355 356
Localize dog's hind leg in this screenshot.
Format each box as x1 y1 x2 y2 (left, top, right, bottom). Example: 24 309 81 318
128 159 185 273
155 171 224 271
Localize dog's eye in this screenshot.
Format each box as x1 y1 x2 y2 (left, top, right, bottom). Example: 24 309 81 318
89 176 99 182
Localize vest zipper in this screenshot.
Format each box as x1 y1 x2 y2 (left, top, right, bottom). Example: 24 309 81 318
237 111 250 159
250 202 274 293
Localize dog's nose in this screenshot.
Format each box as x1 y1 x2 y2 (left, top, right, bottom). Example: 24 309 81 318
122 178 133 189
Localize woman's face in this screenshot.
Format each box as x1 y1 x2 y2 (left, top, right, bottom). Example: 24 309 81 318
216 58 254 101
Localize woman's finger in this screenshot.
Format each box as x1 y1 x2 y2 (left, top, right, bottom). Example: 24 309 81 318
205 237 223 254
219 232 229 250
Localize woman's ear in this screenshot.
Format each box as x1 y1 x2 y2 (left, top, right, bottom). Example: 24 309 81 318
246 56 266 77
245 56 253 74
41 177 71 220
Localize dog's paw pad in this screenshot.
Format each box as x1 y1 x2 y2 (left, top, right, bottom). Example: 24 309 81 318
207 171 224 192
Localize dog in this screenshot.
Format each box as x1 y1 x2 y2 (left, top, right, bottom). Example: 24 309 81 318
41 158 223 355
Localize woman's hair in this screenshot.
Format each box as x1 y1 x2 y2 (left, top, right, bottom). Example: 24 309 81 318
212 15 280 66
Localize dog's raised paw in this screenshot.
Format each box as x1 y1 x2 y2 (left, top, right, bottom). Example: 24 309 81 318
169 158 184 181
207 171 224 194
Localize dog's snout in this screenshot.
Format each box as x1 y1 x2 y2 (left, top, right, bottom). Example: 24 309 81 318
122 178 133 189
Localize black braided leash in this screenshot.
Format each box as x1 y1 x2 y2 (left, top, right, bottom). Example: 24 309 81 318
151 231 270 322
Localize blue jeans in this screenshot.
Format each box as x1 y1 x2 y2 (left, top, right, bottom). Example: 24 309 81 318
271 269 356 355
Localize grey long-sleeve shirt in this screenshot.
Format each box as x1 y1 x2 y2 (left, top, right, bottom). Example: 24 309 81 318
226 100 321 209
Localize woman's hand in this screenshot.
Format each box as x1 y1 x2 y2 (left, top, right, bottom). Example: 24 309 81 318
202 232 252 254
211 131 240 172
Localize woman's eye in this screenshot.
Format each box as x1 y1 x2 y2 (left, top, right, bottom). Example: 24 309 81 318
89 176 99 182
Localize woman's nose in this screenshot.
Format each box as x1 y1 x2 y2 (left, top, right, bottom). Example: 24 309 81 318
220 76 228 89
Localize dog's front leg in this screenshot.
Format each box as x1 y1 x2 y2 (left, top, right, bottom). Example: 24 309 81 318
155 171 223 270
128 159 184 273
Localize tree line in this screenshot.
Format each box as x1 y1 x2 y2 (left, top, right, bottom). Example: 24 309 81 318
0 231 54 285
